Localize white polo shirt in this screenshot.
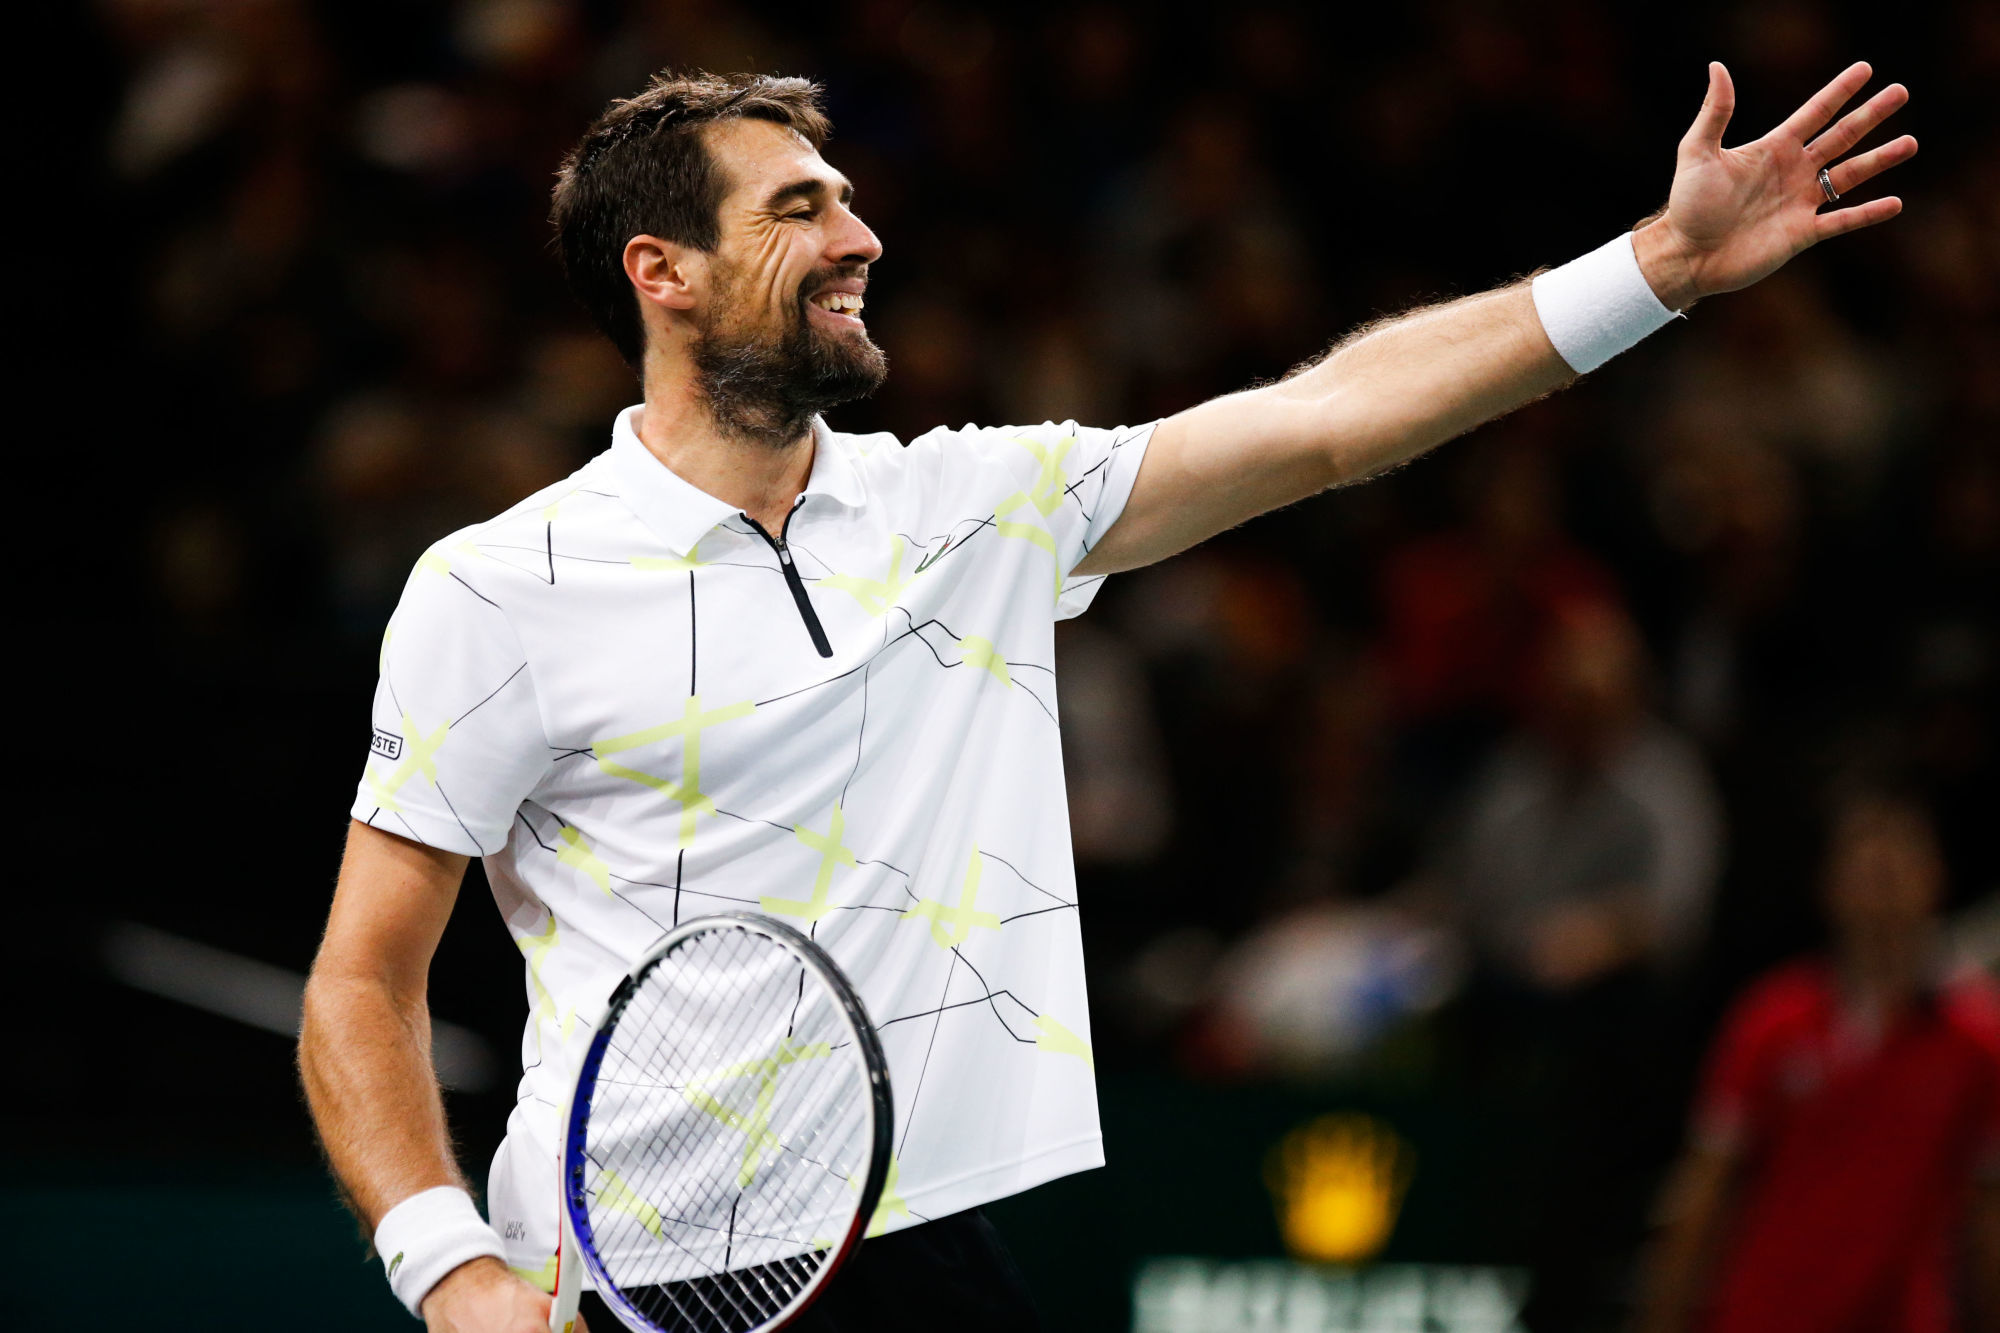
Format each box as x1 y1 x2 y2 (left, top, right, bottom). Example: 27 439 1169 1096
352 405 1155 1284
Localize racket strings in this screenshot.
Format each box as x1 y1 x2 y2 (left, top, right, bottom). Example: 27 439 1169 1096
598 935 808 1331
578 924 877 1333
599 931 806 1330
608 936 861 1241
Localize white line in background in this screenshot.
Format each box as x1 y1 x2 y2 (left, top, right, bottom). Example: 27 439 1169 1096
101 920 496 1093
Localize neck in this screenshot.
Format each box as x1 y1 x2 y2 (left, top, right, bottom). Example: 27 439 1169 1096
1839 925 1933 1014
635 368 815 534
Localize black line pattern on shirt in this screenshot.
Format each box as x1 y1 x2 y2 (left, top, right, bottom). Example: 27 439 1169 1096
900 514 998 564
978 850 1074 908
997 903 1076 926
449 571 504 608
1061 427 1143 565
433 779 480 851
841 659 870 807
744 606 1055 721
898 951 958 1158
944 947 1041 1045
752 658 873 709
704 807 919 908
474 543 780 578
379 559 523 740
453 661 530 727
872 986 1038 1042
516 808 674 938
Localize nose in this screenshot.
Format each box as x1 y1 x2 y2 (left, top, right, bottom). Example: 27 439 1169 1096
828 202 883 268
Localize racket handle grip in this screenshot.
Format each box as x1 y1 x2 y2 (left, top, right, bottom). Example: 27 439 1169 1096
552 1073 583 1332
549 1220 582 1332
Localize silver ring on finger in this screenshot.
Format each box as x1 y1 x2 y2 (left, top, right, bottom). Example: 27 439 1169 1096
1817 166 1841 204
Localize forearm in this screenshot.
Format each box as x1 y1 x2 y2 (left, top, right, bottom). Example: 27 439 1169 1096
1079 278 1573 572
1634 1148 1737 1333
300 967 464 1227
1280 279 1572 487
1082 229 1666 574
1286 212 1701 486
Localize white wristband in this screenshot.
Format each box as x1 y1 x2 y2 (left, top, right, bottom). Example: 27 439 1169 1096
1531 231 1681 374
374 1186 507 1318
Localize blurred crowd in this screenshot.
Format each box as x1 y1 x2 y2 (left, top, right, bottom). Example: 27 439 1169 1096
85 0 1995 1327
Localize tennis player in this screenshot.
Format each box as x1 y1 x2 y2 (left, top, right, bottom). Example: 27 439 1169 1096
299 63 1914 1331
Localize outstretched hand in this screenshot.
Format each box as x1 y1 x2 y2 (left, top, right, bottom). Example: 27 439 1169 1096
1636 61 1915 310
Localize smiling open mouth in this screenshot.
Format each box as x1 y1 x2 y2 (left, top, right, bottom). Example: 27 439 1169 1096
809 291 865 317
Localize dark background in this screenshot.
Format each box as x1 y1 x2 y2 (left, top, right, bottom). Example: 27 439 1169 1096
19 0 1996 1328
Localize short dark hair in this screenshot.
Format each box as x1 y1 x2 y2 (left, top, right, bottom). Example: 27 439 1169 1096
551 71 832 369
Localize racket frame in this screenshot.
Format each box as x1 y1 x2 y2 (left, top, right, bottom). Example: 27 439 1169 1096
550 912 894 1333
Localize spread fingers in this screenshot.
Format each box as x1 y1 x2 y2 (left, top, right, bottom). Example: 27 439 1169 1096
1807 83 1909 164
1825 135 1918 198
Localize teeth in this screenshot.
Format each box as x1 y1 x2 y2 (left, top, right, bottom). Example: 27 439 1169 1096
813 291 864 314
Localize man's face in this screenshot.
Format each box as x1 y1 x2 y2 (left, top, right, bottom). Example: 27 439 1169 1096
1824 799 1944 943
686 118 887 445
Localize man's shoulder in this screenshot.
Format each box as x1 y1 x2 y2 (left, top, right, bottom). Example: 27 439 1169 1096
406 453 640 596
475 451 628 533
1727 959 1835 1043
838 418 1111 462
830 420 1050 521
1940 969 2000 1059
823 422 906 459
838 418 1141 509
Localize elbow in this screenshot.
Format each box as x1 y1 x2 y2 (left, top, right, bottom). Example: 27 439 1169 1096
1319 440 1368 490
298 964 357 1073
1317 427 1388 490
298 961 412 1064
1310 395 1408 490
1317 400 1465 489
297 968 341 1104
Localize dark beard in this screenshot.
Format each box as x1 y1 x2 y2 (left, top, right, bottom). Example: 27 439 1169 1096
690 272 888 450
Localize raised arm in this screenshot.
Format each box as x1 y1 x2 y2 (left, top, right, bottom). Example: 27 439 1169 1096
1077 61 1913 576
300 821 557 1331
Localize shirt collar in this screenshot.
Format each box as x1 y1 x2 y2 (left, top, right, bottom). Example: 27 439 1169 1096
609 405 866 555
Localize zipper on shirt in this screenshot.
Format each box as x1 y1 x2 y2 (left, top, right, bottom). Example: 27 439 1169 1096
745 501 834 658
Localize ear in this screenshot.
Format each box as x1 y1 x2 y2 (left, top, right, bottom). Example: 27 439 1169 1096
623 234 703 320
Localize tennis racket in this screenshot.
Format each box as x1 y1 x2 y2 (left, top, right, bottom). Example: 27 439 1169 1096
549 912 893 1333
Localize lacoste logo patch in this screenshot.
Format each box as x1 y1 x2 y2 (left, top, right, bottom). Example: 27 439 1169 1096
371 728 404 760
388 1250 404 1279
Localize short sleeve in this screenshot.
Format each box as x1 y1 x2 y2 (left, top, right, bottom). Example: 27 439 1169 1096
350 539 549 856
982 419 1157 621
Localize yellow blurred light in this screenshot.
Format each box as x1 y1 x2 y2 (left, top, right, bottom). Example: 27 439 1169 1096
1265 1112 1415 1265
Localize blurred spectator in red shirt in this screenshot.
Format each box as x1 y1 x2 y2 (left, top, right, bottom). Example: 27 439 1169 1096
1636 790 2000 1333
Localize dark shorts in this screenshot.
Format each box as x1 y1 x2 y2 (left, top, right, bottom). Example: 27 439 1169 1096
577 1208 1045 1333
